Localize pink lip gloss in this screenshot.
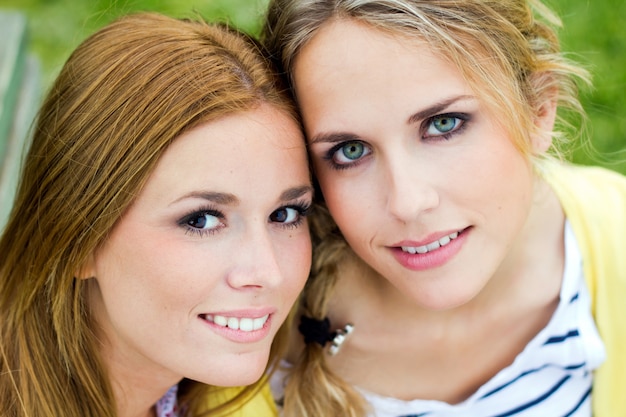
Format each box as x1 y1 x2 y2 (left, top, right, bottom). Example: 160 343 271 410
391 229 468 271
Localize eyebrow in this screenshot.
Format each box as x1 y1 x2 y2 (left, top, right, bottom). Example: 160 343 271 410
171 185 314 207
309 131 361 146
407 95 475 125
280 185 314 201
309 94 475 145
171 191 239 206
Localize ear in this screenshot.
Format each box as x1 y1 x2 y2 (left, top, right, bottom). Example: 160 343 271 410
75 253 96 280
530 86 558 155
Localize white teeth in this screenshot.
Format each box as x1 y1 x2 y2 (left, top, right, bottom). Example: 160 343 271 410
227 317 239 330
401 230 460 255
214 315 228 326
239 318 253 332
206 314 269 332
416 246 428 254
253 316 267 330
426 241 440 251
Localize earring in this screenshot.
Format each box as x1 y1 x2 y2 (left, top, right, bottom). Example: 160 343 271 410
328 323 354 356
298 315 355 355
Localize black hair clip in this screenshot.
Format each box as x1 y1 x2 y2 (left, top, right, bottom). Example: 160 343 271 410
298 315 354 356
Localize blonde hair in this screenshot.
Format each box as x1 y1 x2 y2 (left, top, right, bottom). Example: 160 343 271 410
0 12 296 417
264 0 590 157
262 1 590 415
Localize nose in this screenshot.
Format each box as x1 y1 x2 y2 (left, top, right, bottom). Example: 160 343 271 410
225 226 283 290
384 155 439 222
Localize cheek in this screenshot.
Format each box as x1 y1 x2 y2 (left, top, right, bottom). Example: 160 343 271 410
281 232 313 291
458 143 534 229
99 231 203 305
483 147 533 195
319 182 350 222
317 172 373 237
122 236 180 283
314 163 352 221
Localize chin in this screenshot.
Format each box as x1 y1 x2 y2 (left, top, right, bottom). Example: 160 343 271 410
215 367 266 387
204 349 271 387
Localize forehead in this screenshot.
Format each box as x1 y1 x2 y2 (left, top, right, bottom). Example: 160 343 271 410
138 104 309 204
296 18 466 87
292 19 474 125
293 16 509 101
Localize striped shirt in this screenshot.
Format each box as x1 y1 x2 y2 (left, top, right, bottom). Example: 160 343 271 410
363 221 606 417
156 385 180 417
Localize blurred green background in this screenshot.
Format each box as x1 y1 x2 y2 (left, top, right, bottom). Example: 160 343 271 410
1 0 625 174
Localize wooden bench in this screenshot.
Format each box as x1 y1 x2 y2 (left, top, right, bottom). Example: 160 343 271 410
0 10 41 230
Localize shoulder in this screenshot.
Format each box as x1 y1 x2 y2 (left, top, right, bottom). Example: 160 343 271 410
544 161 626 194
541 161 626 299
542 163 626 417
542 161 626 222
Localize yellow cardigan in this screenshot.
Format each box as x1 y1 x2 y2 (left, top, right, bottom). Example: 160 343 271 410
544 162 626 416
200 381 277 416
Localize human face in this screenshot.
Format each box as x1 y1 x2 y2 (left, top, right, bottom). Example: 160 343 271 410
293 19 537 311
86 104 312 389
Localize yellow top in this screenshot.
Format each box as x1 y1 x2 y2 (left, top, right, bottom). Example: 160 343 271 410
201 381 277 416
543 162 626 416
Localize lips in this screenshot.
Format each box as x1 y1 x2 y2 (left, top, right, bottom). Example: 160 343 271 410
391 228 468 271
201 314 269 332
400 230 460 254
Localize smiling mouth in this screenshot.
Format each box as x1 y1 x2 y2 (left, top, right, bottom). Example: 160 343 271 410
400 230 460 254
201 314 269 332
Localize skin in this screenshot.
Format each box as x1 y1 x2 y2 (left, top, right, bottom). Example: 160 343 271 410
81 104 313 417
291 19 566 402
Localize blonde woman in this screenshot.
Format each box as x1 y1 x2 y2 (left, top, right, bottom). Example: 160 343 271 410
0 13 313 417
263 1 626 416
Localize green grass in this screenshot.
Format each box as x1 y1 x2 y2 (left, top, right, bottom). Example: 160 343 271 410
548 0 626 173
0 0 269 85
2 0 625 174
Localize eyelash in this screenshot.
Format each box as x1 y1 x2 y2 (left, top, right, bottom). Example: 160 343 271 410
273 200 313 230
178 200 313 238
178 206 225 238
322 140 370 171
321 112 470 170
423 112 470 141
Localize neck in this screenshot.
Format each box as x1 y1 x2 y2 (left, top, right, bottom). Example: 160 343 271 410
100 333 180 417
103 348 180 417
88 284 181 417
111 382 161 417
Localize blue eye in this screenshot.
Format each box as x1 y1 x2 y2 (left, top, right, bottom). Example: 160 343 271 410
270 202 311 228
270 207 299 224
425 115 463 138
180 210 223 235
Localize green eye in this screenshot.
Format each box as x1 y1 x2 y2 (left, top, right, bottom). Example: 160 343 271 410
339 142 364 161
326 140 371 168
431 116 458 133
